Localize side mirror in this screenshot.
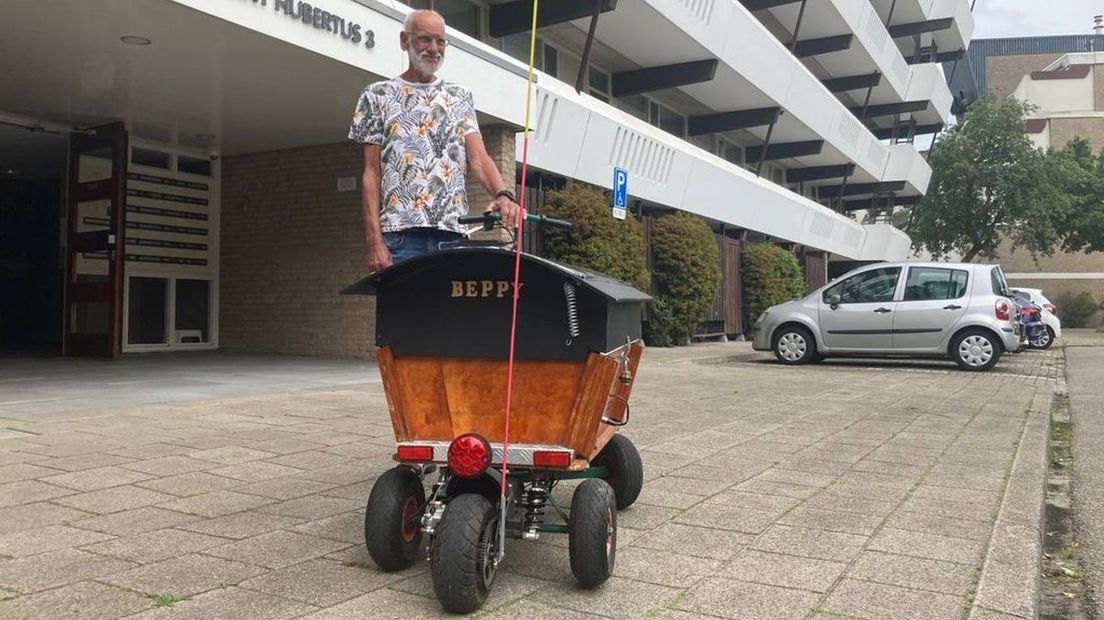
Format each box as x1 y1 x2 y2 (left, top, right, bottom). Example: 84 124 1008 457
827 293 841 308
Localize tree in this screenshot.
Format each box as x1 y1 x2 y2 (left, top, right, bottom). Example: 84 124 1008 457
1056 137 1104 254
540 182 650 292
909 93 1068 262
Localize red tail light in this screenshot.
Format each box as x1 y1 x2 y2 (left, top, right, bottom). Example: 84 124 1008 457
448 434 492 478
533 450 572 468
995 299 1011 321
1044 303 1057 314
396 445 434 462
1023 307 1038 317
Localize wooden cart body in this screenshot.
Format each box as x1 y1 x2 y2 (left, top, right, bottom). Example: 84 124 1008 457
344 248 650 469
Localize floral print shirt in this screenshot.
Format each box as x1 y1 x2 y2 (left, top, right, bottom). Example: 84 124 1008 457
348 77 481 234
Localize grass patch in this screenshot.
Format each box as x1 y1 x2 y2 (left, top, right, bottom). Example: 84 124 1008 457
148 593 187 608
217 580 240 590
0 589 17 602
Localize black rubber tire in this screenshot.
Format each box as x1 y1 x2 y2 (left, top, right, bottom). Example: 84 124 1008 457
951 328 1002 371
568 478 617 589
364 466 426 571
771 325 817 365
593 434 643 510
1030 326 1055 350
430 493 499 614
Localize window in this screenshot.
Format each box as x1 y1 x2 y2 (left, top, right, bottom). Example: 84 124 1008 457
132 147 170 169
903 267 968 301
718 141 743 165
649 102 686 138
177 155 212 177
543 42 558 78
128 277 168 344
990 266 1010 296
617 94 649 121
588 66 610 101
823 267 901 304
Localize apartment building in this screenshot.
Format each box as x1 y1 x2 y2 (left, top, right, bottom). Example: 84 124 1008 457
0 0 972 358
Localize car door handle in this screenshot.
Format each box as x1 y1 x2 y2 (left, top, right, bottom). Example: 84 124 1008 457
943 304 962 310
873 307 892 314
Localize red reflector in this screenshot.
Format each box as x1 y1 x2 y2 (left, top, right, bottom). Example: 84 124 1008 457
448 434 492 478
396 445 434 462
533 451 572 468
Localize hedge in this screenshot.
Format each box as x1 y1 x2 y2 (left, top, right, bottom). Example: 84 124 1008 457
742 244 805 322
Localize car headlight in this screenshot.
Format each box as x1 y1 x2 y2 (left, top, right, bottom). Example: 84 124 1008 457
755 311 769 324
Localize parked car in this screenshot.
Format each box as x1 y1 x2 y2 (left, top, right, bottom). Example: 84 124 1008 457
1010 293 1047 349
1009 287 1061 349
752 262 1022 371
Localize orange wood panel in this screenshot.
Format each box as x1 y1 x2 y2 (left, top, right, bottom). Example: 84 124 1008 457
565 352 620 456
376 347 411 441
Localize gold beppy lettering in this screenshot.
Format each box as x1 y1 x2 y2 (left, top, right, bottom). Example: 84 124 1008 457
496 281 509 298
481 281 494 297
450 280 522 298
466 281 478 297
451 281 464 297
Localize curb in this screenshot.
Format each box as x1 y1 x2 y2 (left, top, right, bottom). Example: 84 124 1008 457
968 389 1053 619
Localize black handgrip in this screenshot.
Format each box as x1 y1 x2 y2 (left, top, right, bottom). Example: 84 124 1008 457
873 307 892 314
457 212 572 229
943 304 962 310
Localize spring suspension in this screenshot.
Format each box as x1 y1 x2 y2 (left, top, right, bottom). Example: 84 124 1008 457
563 282 581 344
521 482 549 540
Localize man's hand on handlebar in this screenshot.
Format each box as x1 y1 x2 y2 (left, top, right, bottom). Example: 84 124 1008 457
488 195 522 229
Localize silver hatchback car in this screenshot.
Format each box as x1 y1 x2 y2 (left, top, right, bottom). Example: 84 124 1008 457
752 262 1022 371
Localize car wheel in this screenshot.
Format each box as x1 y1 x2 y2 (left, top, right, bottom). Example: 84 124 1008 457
1030 327 1055 350
952 329 1002 371
772 326 817 365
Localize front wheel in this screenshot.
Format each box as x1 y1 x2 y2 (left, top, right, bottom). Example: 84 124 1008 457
772 326 817 365
430 493 499 614
951 329 1002 371
364 466 425 571
569 479 617 588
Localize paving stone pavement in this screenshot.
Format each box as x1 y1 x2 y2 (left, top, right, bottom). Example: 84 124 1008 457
0 342 1062 619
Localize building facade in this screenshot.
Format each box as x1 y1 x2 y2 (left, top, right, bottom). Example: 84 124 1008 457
0 0 971 358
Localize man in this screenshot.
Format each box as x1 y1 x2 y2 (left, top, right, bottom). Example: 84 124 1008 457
349 9 520 272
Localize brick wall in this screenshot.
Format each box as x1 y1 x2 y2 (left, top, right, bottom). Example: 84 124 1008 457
220 141 372 358
1094 65 1104 111
987 53 1062 98
1048 116 1104 151
220 126 517 358
996 238 1104 273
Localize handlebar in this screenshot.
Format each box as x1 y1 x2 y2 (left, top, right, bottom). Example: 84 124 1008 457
458 211 572 230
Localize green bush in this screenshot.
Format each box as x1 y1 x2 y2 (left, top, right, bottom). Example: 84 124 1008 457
741 244 806 323
1053 291 1100 328
647 212 721 346
540 183 649 292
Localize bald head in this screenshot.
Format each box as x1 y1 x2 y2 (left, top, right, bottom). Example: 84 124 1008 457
404 9 444 33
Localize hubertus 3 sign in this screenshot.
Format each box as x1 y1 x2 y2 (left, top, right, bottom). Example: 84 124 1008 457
234 0 376 48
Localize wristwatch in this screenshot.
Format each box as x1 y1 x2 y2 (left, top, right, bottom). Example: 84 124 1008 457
494 189 517 202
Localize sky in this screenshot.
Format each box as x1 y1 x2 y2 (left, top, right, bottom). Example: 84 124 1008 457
972 0 1104 39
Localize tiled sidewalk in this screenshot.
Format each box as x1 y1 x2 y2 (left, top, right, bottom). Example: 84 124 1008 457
0 343 1060 619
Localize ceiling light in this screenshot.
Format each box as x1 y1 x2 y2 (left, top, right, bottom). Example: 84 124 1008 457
120 36 151 46
0 168 21 176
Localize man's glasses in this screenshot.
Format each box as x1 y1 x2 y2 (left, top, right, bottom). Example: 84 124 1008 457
410 34 449 48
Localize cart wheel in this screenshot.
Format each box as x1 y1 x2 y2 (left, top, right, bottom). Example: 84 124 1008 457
569 478 617 588
430 493 499 614
364 466 425 571
594 434 643 510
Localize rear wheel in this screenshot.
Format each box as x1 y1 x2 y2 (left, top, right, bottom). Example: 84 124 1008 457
772 325 817 365
952 329 1002 371
1030 326 1055 350
568 479 617 588
430 493 499 614
593 434 643 510
364 466 425 571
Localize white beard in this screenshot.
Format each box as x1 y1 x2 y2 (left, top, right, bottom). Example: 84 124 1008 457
408 47 443 76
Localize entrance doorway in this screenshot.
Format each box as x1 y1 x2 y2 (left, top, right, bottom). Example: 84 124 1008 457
0 124 67 356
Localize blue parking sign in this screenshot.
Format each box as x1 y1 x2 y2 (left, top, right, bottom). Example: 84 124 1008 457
612 167 628 220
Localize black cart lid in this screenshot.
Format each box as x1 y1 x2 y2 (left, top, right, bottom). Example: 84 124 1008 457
341 247 651 303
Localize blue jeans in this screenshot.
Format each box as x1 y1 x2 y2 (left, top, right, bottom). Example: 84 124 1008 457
383 229 463 264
